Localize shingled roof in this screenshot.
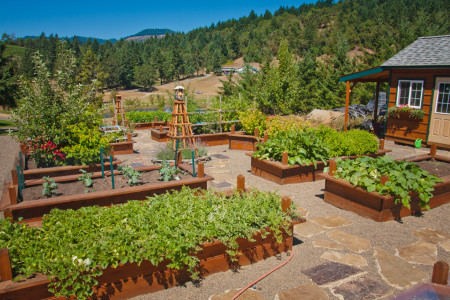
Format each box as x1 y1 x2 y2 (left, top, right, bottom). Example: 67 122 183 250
382 35 450 67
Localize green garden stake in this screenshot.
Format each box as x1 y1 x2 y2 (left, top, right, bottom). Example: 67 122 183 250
16 165 22 199
100 147 105 178
19 151 25 190
191 150 196 177
110 155 115 189
174 139 179 168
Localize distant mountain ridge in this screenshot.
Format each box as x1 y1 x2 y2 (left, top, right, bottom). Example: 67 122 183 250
22 35 117 44
125 28 174 41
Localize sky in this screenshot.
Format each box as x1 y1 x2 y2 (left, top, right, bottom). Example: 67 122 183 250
1 0 317 40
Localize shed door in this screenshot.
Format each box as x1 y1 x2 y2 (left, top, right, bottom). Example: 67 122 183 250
428 77 450 146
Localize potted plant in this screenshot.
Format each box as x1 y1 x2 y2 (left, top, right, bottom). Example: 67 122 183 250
387 105 425 121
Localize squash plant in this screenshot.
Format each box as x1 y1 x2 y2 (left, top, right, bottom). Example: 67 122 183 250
325 156 443 210
0 187 294 299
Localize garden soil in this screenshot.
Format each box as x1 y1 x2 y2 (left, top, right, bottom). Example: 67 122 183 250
415 160 450 178
21 170 192 201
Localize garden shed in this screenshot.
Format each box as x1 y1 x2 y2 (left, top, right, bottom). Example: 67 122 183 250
339 35 450 149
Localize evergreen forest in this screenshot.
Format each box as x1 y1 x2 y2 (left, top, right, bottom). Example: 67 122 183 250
1 0 449 114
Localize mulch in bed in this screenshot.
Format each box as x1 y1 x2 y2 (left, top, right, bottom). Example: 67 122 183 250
415 160 450 178
22 169 192 201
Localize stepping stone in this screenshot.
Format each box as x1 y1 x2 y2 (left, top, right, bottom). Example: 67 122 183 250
309 216 351 228
396 241 437 265
440 241 450 252
320 251 368 268
129 162 145 168
374 247 427 289
328 230 371 253
302 262 362 286
211 154 231 160
332 276 392 300
210 288 266 300
412 228 450 244
294 222 326 238
295 207 309 218
212 182 233 188
276 282 328 300
313 240 344 251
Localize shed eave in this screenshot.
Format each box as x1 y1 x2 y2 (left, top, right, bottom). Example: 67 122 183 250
339 66 386 82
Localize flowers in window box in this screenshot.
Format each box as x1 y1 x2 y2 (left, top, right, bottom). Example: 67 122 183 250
387 105 425 121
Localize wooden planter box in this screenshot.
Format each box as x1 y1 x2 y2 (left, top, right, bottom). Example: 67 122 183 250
385 116 427 146
1 163 214 223
109 140 135 155
150 127 170 142
249 149 392 185
0 225 293 300
133 121 167 130
321 155 450 222
229 134 262 151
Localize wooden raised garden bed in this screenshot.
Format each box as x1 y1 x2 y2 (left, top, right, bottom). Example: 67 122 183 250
133 121 167 130
1 163 213 223
150 126 170 142
249 140 391 185
109 133 135 155
321 149 450 222
0 225 292 300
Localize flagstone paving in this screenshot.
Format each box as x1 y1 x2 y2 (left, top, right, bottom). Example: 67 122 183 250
275 282 329 300
412 228 450 244
294 221 327 238
440 241 450 253
374 247 428 289
320 251 368 267
302 262 363 286
396 241 437 265
332 276 392 300
313 240 345 251
327 230 371 253
308 216 352 228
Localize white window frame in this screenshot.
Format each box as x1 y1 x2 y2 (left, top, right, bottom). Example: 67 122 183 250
435 82 450 115
396 80 424 109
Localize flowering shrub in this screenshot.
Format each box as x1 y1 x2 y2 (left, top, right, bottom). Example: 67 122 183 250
265 115 310 136
24 138 66 167
388 105 425 120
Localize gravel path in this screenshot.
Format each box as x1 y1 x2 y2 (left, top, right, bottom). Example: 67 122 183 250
1 132 449 299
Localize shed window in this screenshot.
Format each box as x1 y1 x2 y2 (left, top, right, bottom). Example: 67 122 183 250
436 82 450 114
396 80 424 108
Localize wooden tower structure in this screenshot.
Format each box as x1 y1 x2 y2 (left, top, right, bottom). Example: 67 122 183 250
167 86 198 156
112 95 128 127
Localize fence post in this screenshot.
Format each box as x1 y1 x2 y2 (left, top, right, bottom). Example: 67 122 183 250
237 175 245 194
282 152 289 166
0 248 13 282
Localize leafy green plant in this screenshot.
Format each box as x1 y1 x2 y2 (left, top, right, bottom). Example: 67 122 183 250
323 129 379 158
156 142 208 160
0 187 293 299
118 165 141 186
325 156 443 210
265 114 310 136
158 160 185 181
42 176 58 198
238 110 267 136
78 169 93 187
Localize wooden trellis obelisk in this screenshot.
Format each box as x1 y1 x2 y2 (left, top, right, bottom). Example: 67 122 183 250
112 95 128 127
167 86 198 157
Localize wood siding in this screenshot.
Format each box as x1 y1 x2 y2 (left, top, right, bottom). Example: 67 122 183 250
386 68 450 146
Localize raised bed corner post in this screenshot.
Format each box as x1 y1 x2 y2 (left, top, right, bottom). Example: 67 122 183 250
237 174 245 194
0 248 13 282
432 261 449 285
110 155 115 190
231 124 235 134
100 147 105 178
191 150 196 177
198 162 204 178
282 152 289 166
264 132 268 143
254 127 259 138
379 139 385 151
281 196 292 213
380 175 389 186
328 160 337 176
